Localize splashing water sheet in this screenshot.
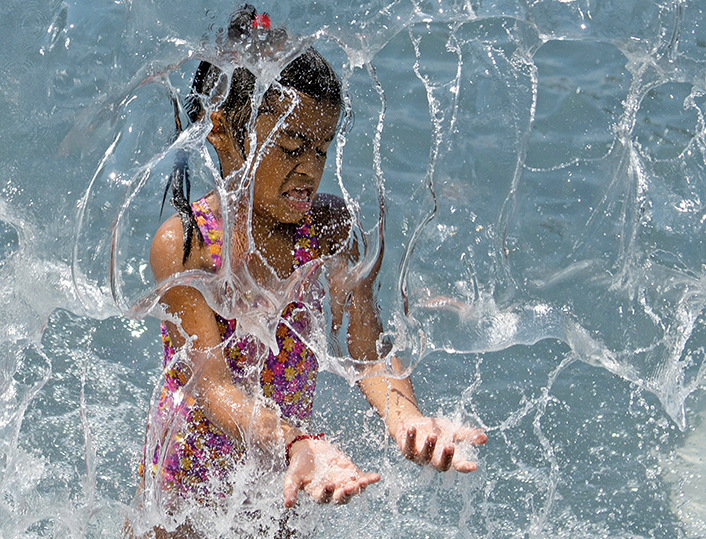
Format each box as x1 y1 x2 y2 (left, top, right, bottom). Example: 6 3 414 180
1 0 706 537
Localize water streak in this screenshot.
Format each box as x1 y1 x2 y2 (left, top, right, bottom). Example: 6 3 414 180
2 0 706 537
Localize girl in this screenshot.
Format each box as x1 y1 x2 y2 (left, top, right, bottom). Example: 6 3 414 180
140 4 486 534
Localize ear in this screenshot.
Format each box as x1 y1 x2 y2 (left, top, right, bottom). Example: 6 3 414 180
206 110 233 153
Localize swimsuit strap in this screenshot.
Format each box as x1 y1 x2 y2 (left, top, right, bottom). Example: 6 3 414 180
293 213 319 268
191 197 223 269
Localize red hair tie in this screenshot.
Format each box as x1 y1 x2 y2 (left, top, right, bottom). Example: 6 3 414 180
252 13 271 29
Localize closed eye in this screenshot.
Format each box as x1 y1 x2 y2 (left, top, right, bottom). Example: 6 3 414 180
280 145 304 157
316 142 332 158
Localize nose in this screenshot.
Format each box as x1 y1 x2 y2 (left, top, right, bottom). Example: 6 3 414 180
293 147 326 180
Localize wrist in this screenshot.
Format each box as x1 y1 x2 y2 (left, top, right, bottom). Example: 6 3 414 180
384 389 424 439
285 432 325 465
387 408 424 439
359 376 423 439
282 426 306 448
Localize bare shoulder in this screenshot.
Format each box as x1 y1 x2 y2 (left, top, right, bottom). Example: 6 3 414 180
310 193 352 256
150 213 212 282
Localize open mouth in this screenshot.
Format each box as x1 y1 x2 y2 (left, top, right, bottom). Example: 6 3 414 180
282 187 313 212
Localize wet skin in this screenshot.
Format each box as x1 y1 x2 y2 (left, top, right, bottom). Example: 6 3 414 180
149 90 487 514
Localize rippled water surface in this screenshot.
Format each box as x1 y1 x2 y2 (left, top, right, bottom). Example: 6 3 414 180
1 0 705 537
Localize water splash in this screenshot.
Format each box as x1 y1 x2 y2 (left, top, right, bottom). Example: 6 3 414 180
2 0 706 537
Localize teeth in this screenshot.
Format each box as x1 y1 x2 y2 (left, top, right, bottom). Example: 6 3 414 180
285 188 309 201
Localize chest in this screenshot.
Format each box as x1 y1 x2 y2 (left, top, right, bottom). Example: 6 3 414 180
238 220 320 282
258 231 298 279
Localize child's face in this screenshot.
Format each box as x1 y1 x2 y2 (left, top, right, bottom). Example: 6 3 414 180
248 92 339 225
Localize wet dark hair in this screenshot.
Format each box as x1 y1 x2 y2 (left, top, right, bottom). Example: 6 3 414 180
164 4 343 264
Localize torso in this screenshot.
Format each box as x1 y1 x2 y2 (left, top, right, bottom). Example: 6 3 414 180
164 194 329 423
142 193 350 498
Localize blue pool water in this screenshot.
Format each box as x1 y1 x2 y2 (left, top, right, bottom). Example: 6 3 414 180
1 0 705 537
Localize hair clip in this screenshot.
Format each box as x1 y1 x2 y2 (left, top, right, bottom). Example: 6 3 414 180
252 13 271 29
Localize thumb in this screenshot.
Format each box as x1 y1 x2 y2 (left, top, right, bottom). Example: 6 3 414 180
283 468 304 508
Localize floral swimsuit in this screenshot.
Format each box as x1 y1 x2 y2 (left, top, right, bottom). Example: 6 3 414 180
141 197 321 501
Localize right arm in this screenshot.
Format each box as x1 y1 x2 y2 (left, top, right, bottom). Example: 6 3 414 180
150 215 306 452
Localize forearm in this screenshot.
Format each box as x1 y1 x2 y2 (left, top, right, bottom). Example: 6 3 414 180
184 344 305 454
197 376 305 452
357 374 424 438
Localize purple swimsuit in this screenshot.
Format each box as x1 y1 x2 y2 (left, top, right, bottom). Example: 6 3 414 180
141 197 321 501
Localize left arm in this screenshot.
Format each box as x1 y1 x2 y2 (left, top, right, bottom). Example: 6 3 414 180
346 278 487 473
320 195 486 472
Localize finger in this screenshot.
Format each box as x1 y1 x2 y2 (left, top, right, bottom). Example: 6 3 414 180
314 482 335 504
361 471 381 487
436 444 455 472
417 434 437 464
355 472 379 494
453 427 488 445
283 473 304 508
452 458 478 473
333 483 357 505
402 426 417 459
336 471 380 504
473 431 488 445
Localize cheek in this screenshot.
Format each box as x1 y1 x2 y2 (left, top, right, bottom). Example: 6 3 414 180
252 168 286 205
257 150 292 179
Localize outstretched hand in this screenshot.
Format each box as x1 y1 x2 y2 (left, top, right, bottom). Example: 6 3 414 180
283 437 380 507
393 417 487 473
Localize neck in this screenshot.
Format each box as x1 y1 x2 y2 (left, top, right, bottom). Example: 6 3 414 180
251 210 295 247
249 211 300 280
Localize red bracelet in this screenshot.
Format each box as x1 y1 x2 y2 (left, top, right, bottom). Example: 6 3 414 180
286 432 325 465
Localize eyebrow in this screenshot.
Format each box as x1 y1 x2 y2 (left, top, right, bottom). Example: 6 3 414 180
280 129 336 144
